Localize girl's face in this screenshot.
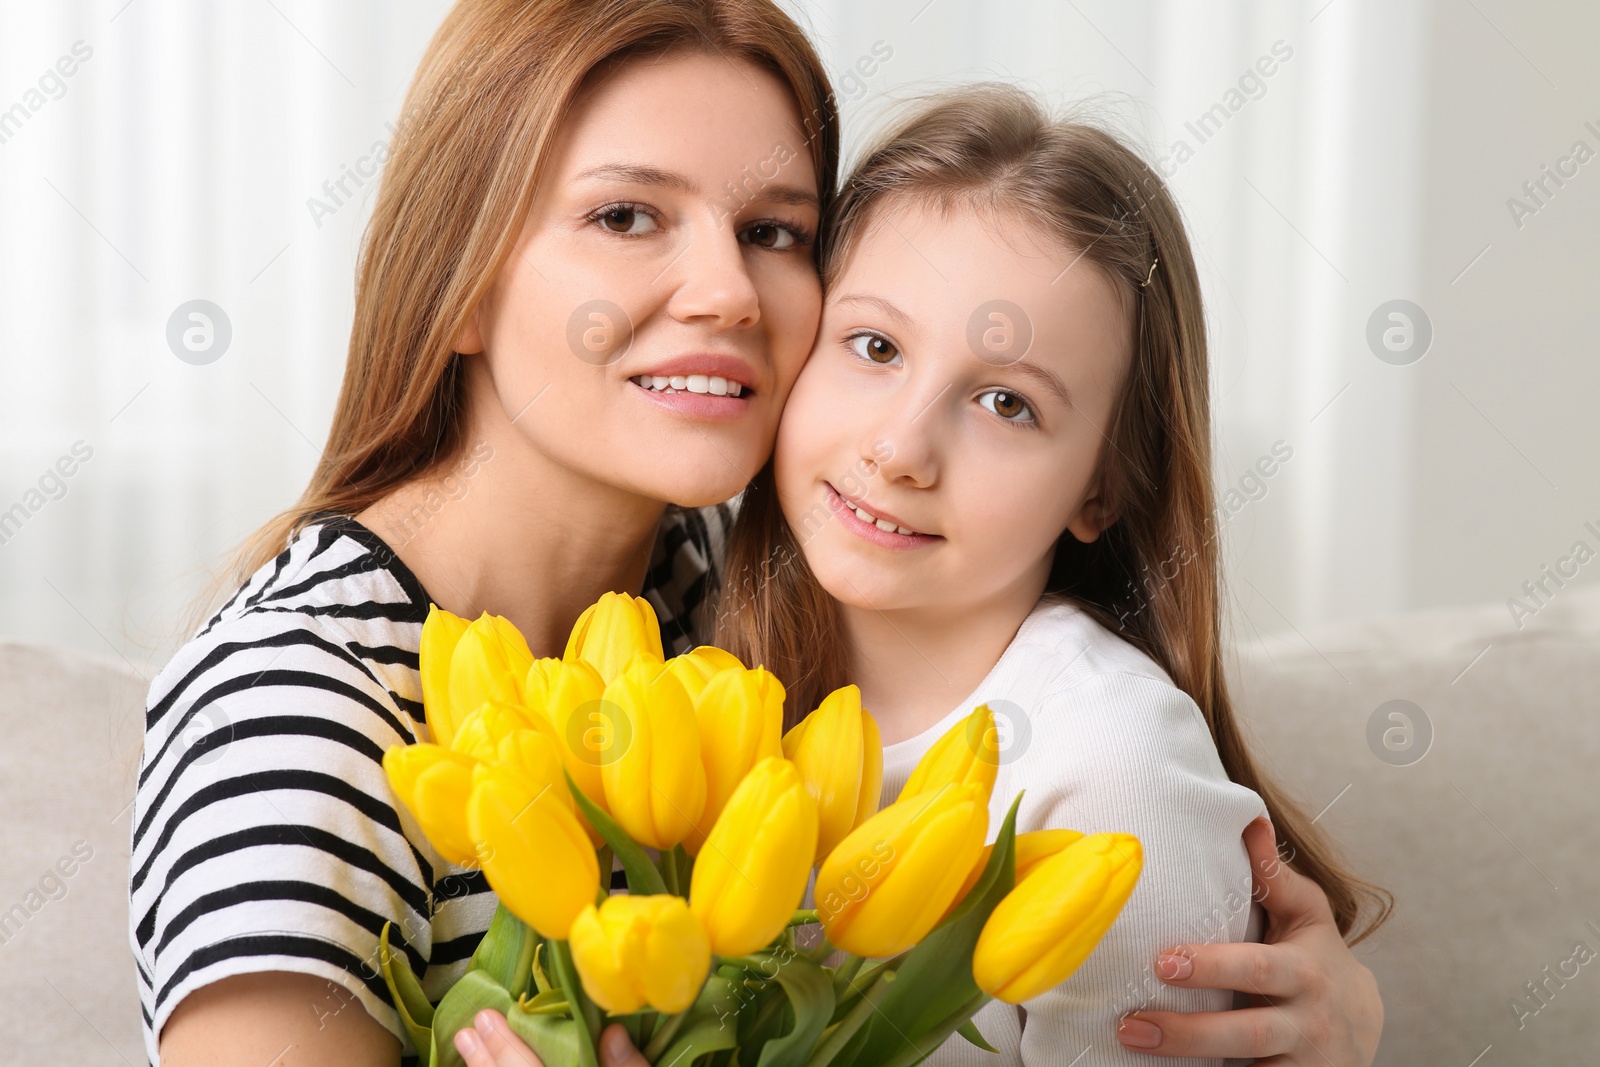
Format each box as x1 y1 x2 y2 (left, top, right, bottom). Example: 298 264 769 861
774 200 1134 617
460 51 822 507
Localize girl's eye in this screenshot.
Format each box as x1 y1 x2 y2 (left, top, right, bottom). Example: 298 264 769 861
978 389 1035 423
740 222 806 249
847 332 900 365
591 205 658 235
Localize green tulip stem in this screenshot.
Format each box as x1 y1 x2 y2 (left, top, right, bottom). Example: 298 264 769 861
639 1009 657 1046
786 909 820 927
801 970 896 1067
831 953 864 993
661 849 680 896
596 845 613 904
641 1006 691 1060
547 938 600 1067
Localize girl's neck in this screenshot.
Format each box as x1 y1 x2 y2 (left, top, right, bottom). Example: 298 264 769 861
838 577 1047 747
356 360 666 658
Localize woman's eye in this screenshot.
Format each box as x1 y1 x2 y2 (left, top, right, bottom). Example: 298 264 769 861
978 389 1035 423
741 223 800 249
594 206 658 235
848 333 900 365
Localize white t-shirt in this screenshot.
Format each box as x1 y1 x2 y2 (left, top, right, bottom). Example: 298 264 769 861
879 596 1268 1067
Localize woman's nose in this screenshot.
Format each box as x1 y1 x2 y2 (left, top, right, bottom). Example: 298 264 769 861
663 219 761 330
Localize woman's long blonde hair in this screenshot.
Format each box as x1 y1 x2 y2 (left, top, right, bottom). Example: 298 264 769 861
715 84 1391 945
182 0 839 636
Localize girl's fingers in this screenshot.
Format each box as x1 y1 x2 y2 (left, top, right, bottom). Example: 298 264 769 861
453 1009 544 1066
1150 940 1316 999
1243 817 1336 931
1115 1004 1296 1060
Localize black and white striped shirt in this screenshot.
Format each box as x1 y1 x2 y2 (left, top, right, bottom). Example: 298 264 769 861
128 505 733 1066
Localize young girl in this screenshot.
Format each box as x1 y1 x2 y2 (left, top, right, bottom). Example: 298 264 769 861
716 84 1391 1065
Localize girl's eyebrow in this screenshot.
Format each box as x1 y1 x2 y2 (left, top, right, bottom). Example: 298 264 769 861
1004 359 1074 408
833 293 912 327
574 162 819 209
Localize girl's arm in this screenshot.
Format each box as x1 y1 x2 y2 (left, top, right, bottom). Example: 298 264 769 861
1114 818 1383 1066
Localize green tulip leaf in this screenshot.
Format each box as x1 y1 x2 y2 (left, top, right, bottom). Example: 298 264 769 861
955 1017 998 1052
428 969 515 1067
750 952 835 1067
875 991 992 1067
566 769 668 896
470 900 540 999
505 1003 585 1063
379 920 436 1066
656 1015 739 1065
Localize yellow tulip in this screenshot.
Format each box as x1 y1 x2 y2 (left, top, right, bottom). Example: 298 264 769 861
448 701 548 762
419 604 471 746
972 833 1142 1003
685 667 784 854
689 758 817 956
783 686 883 862
815 783 988 959
664 645 745 702
564 591 664 683
944 829 1086 920
524 656 611 813
600 659 706 849
568 895 711 1015
383 744 479 867
901 705 1001 803
450 613 535 733
467 764 599 940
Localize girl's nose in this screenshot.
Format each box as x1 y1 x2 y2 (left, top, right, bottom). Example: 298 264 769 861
863 390 942 489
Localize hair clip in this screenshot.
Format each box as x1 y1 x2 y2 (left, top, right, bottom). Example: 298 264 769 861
1140 256 1160 288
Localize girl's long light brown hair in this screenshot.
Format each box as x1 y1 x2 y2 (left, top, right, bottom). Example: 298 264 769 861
715 83 1391 945
182 0 839 637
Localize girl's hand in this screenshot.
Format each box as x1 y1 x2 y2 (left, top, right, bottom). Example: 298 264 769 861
1114 817 1383 1066
454 1012 651 1067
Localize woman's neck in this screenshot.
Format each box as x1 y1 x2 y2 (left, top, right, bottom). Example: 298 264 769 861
356 363 667 659
838 579 1045 747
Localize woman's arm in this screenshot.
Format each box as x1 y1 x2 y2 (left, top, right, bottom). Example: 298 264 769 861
1114 817 1383 1065
159 972 400 1066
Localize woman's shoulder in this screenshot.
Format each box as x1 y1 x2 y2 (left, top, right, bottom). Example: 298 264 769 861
147 514 431 757
646 501 737 654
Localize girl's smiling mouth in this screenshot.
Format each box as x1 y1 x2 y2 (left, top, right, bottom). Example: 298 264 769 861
826 482 940 547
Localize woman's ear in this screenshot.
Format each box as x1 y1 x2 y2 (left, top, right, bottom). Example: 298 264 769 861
1063 482 1119 544
454 306 485 355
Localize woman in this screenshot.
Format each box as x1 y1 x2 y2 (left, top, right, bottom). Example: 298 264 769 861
132 2 1381 1065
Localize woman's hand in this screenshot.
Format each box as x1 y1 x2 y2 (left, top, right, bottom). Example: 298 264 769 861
454 1012 650 1067
1113 817 1383 1065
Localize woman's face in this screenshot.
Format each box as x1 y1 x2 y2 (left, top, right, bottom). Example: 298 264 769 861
774 199 1134 618
461 51 822 507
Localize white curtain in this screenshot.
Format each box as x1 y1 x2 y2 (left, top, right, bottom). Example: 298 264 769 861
1 0 1434 673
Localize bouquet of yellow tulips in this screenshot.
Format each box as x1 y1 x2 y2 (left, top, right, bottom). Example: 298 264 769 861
378 592 1142 1067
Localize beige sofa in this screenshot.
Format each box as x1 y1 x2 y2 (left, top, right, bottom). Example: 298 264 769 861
4 584 1597 1065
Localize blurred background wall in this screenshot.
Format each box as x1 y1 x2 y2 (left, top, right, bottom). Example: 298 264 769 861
0 0 1594 677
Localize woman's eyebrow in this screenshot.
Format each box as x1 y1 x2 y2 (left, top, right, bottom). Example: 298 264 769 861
574 162 818 208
